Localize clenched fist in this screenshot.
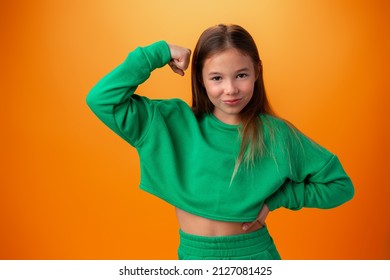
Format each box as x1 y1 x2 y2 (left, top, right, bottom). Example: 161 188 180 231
168 44 191 76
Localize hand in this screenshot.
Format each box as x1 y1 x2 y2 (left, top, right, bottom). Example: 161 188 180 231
242 203 270 231
168 44 191 76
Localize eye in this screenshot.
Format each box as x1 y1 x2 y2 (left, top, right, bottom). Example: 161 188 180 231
210 76 222 81
237 73 248 79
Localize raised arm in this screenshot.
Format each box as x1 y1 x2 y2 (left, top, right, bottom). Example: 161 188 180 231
86 41 190 146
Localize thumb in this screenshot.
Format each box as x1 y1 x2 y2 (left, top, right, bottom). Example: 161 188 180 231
168 60 185 76
242 220 265 232
173 58 186 70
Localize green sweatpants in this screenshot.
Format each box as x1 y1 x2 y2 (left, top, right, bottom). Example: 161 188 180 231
178 226 281 260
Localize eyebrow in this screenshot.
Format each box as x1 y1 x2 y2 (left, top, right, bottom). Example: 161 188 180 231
207 68 251 76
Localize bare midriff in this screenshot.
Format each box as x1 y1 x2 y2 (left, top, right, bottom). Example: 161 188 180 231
175 208 263 236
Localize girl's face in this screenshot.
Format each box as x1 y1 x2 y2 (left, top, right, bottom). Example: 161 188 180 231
202 48 257 125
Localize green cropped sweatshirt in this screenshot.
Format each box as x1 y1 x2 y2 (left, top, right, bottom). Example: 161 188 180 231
86 41 354 222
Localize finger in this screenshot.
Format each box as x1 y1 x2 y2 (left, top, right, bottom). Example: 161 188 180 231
169 60 183 72
257 220 266 227
242 221 256 231
172 56 189 71
242 220 265 231
180 49 191 70
169 61 185 76
171 66 184 76
168 44 191 70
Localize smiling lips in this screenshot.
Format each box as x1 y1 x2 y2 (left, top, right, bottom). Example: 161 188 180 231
223 98 242 105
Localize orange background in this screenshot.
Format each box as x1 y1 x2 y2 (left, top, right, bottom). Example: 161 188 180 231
1 0 389 259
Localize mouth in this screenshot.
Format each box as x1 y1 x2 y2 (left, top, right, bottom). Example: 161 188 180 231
223 98 242 105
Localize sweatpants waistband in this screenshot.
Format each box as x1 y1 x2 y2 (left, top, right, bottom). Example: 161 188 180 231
178 226 273 259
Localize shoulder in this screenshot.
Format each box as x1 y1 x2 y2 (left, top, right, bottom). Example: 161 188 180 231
260 115 334 174
260 114 320 151
260 114 291 136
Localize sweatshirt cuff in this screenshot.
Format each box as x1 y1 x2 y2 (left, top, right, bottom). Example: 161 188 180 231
265 184 289 211
265 197 279 211
141 40 171 70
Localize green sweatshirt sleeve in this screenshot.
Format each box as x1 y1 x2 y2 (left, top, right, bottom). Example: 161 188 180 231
86 41 171 146
265 122 354 211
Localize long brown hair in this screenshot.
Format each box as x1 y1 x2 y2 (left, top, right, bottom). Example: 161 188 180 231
191 24 276 180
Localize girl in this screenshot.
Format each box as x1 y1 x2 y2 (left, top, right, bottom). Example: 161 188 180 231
87 24 354 260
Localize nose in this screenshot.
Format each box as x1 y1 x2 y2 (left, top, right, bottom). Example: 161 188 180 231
224 79 238 95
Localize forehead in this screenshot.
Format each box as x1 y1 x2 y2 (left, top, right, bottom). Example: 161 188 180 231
202 48 254 72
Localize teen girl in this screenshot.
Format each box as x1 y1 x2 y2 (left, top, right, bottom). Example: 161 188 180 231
87 24 354 260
